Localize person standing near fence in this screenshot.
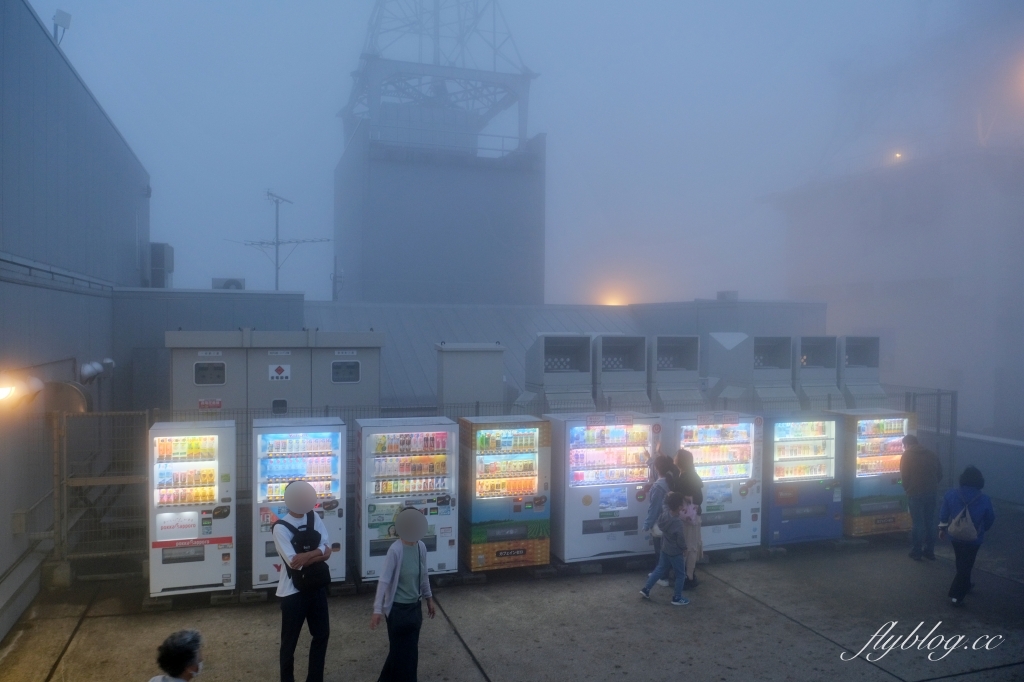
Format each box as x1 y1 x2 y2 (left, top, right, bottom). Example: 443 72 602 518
899 435 942 561
939 466 995 607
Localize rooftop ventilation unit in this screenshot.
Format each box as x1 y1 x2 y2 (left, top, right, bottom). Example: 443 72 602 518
213 278 246 290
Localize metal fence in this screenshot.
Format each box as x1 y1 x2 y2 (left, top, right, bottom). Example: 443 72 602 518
56 412 149 572
35 385 956 583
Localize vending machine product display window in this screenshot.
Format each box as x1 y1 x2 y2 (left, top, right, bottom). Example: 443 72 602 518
681 423 753 482
772 421 835 482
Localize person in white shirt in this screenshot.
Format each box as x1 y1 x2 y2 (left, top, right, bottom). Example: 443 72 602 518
148 629 203 681
370 508 436 682
274 481 332 682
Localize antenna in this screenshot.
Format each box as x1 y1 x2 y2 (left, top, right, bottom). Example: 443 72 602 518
52 10 71 45
238 191 329 291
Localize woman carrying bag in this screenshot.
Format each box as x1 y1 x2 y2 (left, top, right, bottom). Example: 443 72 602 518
938 466 995 607
674 449 704 590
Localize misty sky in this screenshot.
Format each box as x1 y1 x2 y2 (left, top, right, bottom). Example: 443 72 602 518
26 0 1024 303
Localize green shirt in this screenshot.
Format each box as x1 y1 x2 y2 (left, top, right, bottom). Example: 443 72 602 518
393 543 420 604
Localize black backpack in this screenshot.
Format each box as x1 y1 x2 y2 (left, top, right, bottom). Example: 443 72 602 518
274 511 332 591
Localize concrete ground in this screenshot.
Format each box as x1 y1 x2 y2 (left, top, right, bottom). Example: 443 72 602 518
2 500 1021 682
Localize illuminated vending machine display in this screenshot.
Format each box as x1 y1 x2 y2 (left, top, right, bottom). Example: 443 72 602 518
356 417 459 580
657 412 763 552
546 413 656 563
251 418 346 589
764 415 842 546
149 421 236 597
458 416 551 572
829 408 914 536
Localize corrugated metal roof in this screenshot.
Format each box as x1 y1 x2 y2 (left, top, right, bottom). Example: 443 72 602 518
305 302 641 406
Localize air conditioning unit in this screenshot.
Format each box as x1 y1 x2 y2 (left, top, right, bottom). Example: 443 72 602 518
212 278 246 290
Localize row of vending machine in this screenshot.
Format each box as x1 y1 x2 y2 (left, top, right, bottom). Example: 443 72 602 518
147 409 914 597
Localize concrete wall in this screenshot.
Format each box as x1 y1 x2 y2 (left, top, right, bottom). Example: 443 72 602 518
1 0 151 287
334 132 546 304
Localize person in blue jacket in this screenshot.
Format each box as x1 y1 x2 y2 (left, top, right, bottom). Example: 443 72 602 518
643 455 678 585
938 466 995 607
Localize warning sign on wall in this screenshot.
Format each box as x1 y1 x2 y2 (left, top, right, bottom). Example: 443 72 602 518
269 365 291 381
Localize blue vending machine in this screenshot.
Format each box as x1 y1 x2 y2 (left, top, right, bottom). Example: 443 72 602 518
764 414 843 546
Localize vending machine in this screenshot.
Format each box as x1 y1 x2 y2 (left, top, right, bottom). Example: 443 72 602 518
356 417 459 580
458 416 551 572
149 421 236 597
830 409 915 536
657 412 763 551
547 413 656 563
251 418 346 589
763 414 842 546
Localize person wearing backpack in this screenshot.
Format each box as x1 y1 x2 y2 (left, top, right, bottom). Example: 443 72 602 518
938 466 995 607
274 481 333 682
371 508 436 682
640 492 690 606
900 435 943 561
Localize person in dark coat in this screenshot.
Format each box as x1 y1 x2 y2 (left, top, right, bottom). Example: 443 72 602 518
899 435 943 560
939 466 995 607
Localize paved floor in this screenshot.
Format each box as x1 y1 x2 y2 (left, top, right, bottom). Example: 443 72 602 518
1 501 1021 682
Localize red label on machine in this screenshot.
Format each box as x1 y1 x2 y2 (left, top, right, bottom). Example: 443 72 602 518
198 399 222 410
151 536 233 549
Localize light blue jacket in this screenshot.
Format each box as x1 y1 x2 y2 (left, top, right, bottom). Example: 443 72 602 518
372 540 432 616
644 478 671 531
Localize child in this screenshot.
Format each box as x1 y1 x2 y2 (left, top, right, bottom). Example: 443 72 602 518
274 481 332 682
371 508 437 682
640 491 690 606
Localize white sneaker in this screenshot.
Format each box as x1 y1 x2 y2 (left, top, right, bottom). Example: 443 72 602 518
657 579 670 587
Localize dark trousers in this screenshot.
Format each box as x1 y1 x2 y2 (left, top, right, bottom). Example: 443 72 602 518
908 493 937 555
280 588 330 682
652 536 662 569
949 541 981 601
379 600 422 682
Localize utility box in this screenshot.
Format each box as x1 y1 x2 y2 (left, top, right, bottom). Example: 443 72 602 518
247 331 312 414
592 335 650 411
794 336 843 410
312 331 384 409
168 329 385 413
752 336 801 412
436 342 505 408
838 336 887 408
521 334 595 412
167 330 249 412
648 336 702 411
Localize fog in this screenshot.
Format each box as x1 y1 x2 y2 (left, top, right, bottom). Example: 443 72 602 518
22 0 1020 305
